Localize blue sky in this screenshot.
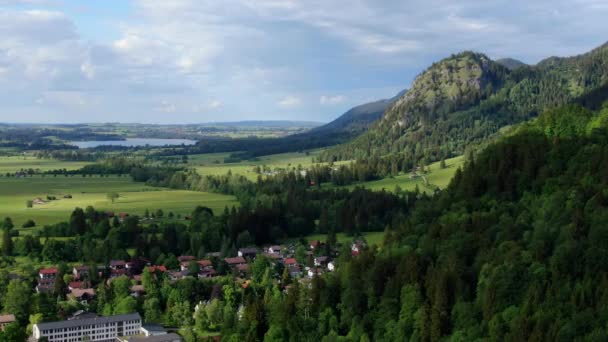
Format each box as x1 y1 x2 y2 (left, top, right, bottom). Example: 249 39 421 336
0 0 606 124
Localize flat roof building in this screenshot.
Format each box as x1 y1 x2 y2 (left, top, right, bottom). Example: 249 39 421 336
32 312 142 342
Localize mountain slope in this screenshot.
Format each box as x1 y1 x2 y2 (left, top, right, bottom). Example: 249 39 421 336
496 57 527 70
321 42 608 163
309 89 406 137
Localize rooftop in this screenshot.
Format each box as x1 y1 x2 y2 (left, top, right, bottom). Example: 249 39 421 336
0 314 15 324
35 313 141 330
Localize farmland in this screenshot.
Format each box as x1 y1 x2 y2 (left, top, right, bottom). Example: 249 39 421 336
0 175 237 228
0 155 92 173
341 155 464 192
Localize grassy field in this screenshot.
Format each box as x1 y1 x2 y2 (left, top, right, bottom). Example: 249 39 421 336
191 151 325 180
0 175 237 228
0 156 92 173
340 155 465 193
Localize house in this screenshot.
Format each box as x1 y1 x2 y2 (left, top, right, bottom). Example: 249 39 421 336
33 197 45 205
224 256 247 267
33 312 142 342
68 288 96 305
118 212 130 220
236 263 250 275
123 333 183 342
263 253 282 262
289 265 302 278
309 240 323 250
148 265 167 273
130 285 146 297
283 258 298 268
177 255 195 263
140 323 168 336
168 270 189 281
197 260 213 270
307 267 324 278
39 267 58 280
267 245 283 255
72 265 90 279
198 268 217 279
0 314 15 331
68 281 84 290
314 256 330 267
237 247 258 259
110 260 127 270
179 261 197 272
36 279 55 293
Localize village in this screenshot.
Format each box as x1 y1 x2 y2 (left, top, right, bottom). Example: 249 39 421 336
2 238 367 341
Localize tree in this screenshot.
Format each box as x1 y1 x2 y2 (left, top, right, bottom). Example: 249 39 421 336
106 192 119 204
70 208 87 235
143 298 162 323
3 280 31 322
26 200 33 208
2 227 12 257
0 322 26 342
2 218 13 230
114 296 137 315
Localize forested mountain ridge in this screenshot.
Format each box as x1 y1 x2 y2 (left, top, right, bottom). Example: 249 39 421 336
320 42 608 164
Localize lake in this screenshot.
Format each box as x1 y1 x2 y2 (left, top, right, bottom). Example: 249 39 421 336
70 138 197 148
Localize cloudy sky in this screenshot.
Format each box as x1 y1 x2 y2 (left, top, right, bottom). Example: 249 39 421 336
0 0 606 124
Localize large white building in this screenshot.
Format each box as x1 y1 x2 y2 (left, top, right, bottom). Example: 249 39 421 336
32 313 142 342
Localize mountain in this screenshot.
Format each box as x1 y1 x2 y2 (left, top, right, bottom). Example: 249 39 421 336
495 57 527 70
309 90 406 137
321 42 608 163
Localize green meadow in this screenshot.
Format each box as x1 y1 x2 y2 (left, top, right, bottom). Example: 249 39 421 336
0 155 92 173
0 175 237 228
340 155 465 193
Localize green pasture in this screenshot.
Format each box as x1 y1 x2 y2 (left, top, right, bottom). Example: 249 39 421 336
340 155 465 193
0 156 92 173
0 175 237 227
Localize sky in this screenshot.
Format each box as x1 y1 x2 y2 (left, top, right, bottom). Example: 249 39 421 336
0 0 606 124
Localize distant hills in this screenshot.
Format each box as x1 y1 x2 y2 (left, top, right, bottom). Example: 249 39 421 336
198 120 323 129
320 42 608 163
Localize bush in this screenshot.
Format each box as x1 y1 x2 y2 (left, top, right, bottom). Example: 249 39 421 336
22 220 36 228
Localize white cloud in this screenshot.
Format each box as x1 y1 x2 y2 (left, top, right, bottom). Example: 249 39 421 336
320 95 346 105
0 0 607 123
278 96 302 107
208 100 223 109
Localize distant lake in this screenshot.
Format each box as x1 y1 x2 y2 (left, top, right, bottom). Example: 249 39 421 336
70 138 197 148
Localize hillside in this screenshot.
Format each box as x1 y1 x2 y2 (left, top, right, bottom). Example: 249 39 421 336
321 42 608 164
496 57 527 70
